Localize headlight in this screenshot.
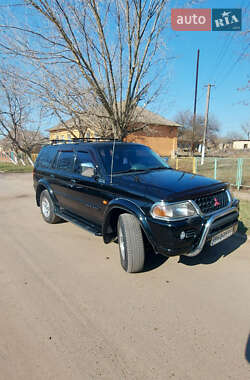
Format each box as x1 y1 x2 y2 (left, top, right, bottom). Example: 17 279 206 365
151 201 197 220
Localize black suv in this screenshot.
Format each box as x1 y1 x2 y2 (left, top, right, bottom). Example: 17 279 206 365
33 140 239 272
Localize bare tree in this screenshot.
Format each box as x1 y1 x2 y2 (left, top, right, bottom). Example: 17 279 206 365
0 0 174 139
224 131 244 141
175 110 220 150
241 122 250 140
26 64 115 138
0 68 46 161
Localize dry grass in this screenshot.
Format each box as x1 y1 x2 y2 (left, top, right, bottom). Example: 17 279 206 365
169 158 250 188
0 162 33 173
238 201 250 235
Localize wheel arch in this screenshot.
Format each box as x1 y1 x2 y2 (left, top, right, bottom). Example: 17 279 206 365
36 180 56 207
102 199 156 251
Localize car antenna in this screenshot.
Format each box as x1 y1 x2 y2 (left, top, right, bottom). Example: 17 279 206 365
110 130 116 184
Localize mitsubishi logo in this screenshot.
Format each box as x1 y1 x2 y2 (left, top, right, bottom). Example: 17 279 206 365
214 197 220 207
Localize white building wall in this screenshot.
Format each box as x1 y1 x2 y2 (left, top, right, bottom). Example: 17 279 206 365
233 141 250 150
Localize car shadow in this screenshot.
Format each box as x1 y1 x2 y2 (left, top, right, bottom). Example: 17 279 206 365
245 334 250 363
143 247 168 272
178 232 247 266
56 219 68 224
238 220 248 235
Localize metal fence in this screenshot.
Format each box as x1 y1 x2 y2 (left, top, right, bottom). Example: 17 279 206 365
168 157 250 190
0 151 36 166
12 153 250 190
31 153 38 162
0 151 14 163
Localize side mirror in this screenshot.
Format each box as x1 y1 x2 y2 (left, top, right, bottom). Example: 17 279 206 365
80 162 95 177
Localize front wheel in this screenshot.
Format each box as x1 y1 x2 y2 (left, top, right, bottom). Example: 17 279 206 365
117 213 145 273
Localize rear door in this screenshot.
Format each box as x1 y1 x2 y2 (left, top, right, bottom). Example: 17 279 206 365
50 149 76 211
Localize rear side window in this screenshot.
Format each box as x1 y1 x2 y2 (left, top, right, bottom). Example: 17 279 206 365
36 146 57 169
56 151 75 172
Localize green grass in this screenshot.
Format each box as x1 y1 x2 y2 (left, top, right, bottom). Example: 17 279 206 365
238 201 250 235
0 162 33 173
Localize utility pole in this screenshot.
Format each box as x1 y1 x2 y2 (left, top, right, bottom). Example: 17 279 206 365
201 84 215 165
191 48 200 155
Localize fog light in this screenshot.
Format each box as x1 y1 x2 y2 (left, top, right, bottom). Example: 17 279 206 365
180 231 186 240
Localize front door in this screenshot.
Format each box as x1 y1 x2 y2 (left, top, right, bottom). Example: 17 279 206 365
68 150 108 226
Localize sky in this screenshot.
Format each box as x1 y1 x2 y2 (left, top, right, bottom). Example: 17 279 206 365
154 0 250 137
0 0 249 139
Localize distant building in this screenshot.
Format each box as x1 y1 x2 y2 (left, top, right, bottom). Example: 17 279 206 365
48 108 181 157
125 108 181 157
232 140 250 150
218 142 233 151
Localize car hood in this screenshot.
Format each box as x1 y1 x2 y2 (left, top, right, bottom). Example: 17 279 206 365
113 169 227 202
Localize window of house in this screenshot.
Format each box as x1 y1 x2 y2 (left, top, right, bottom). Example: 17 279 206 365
244 144 248 149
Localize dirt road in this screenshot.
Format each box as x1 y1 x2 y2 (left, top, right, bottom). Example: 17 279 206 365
0 173 249 380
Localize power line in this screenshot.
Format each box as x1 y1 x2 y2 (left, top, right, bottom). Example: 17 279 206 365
209 32 235 84
203 1 249 90
216 43 250 88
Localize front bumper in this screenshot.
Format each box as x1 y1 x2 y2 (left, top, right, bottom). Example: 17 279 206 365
182 205 239 257
147 199 239 258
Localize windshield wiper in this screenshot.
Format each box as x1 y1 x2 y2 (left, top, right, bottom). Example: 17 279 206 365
113 168 150 175
148 166 170 171
113 167 170 175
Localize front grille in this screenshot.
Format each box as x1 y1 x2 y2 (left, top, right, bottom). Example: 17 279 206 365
193 190 229 214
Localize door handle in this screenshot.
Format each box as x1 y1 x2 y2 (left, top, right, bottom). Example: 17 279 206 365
50 174 55 178
69 178 76 188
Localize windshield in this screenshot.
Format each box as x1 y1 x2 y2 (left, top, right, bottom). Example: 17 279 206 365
98 144 169 175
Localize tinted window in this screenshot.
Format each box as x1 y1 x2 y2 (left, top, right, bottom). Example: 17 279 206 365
56 151 75 172
74 151 92 174
36 146 57 169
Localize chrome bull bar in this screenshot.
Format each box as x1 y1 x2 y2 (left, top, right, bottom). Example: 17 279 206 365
183 206 239 257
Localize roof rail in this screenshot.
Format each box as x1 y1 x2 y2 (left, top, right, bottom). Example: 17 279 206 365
50 137 123 145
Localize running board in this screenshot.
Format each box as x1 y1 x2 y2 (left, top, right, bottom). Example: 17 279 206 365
56 211 102 236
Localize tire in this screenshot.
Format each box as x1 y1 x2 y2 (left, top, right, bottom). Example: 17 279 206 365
117 213 145 273
40 189 61 224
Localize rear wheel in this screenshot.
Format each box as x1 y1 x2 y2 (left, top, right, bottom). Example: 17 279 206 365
40 190 61 224
117 213 145 273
